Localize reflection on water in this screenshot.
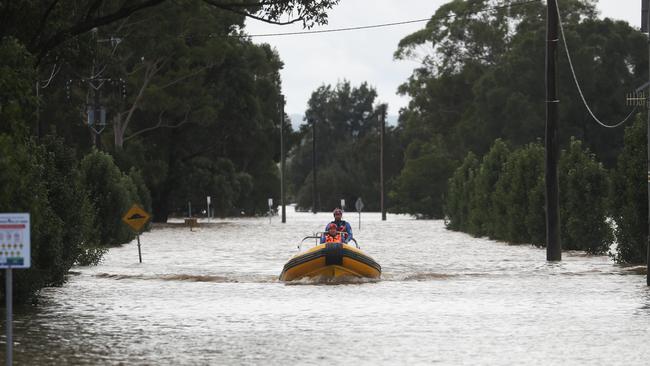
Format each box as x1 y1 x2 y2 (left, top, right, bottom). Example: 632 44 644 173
1 208 649 365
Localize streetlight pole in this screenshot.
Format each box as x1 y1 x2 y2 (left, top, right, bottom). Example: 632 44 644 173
545 0 561 261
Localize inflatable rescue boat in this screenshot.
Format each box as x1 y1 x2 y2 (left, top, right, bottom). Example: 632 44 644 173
279 236 381 281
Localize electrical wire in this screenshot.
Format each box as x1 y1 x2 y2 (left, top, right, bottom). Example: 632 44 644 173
556 1 637 129
240 0 541 38
246 18 430 37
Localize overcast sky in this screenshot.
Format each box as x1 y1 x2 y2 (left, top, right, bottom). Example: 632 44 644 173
245 0 641 124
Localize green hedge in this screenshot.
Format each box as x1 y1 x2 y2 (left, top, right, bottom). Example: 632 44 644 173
0 136 102 303
610 117 648 263
446 137 612 254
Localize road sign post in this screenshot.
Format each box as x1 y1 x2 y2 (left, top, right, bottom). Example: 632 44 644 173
355 198 364 230
1 213 31 366
122 205 151 263
207 196 211 223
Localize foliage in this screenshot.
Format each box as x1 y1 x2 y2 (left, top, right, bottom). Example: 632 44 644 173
491 141 545 244
0 0 340 64
470 139 510 238
390 136 458 219
0 135 103 303
559 138 612 254
288 81 400 212
0 37 35 137
394 0 645 219
446 136 614 254
445 151 479 231
610 117 648 263
0 135 59 302
80 150 136 246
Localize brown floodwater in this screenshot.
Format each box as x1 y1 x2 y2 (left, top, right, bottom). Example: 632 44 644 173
2 208 649 365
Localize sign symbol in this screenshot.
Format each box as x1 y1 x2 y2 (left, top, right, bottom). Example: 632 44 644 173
122 205 151 232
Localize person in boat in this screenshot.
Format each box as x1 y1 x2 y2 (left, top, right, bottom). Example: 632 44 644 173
324 208 353 243
321 223 342 243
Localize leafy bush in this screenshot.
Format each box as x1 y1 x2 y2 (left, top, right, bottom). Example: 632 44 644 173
445 151 479 231
0 37 35 137
80 150 135 246
492 142 545 244
559 138 612 254
390 137 458 219
0 135 103 302
610 117 648 263
469 139 510 237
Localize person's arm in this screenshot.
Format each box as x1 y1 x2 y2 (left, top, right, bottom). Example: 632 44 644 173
345 222 353 242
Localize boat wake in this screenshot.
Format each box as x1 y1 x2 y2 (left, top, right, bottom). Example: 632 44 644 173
93 272 278 283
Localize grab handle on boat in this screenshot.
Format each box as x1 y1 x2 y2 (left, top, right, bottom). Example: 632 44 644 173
298 235 322 251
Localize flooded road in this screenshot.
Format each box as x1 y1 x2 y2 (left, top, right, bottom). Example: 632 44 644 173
2 208 649 365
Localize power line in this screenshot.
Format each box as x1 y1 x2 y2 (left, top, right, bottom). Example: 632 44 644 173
556 1 637 128
246 18 430 37
239 0 541 38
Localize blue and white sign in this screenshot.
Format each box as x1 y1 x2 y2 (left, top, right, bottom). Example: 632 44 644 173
0 213 30 268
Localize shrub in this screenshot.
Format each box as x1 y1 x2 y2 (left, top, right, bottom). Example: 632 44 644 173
559 138 612 254
445 151 479 231
471 139 510 237
492 142 545 244
610 117 647 263
80 150 135 246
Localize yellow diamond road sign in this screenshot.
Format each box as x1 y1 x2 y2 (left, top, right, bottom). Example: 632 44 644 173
122 205 151 232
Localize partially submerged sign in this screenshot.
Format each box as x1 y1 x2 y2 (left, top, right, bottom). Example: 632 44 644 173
122 205 151 232
355 197 364 212
0 213 30 268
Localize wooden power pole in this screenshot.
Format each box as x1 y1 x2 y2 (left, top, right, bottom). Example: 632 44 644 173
380 105 386 221
280 96 286 223
641 0 650 286
545 0 561 261
311 117 318 214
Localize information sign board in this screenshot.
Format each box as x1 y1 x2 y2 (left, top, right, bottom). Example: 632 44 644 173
0 213 30 268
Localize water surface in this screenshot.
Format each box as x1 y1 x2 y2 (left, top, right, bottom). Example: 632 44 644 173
2 208 649 365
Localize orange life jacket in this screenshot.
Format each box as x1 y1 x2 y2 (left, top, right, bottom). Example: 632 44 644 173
325 233 342 243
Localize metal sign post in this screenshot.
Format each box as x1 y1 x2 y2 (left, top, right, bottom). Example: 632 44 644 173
206 196 211 223
355 198 364 230
122 205 151 263
268 198 273 224
1 213 31 366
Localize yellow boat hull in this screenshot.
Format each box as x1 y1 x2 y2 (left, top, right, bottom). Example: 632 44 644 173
280 242 381 281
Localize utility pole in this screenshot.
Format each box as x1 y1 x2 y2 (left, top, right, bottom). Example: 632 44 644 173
380 104 386 221
280 96 286 223
641 0 650 286
545 0 561 261
92 86 102 149
311 117 318 214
